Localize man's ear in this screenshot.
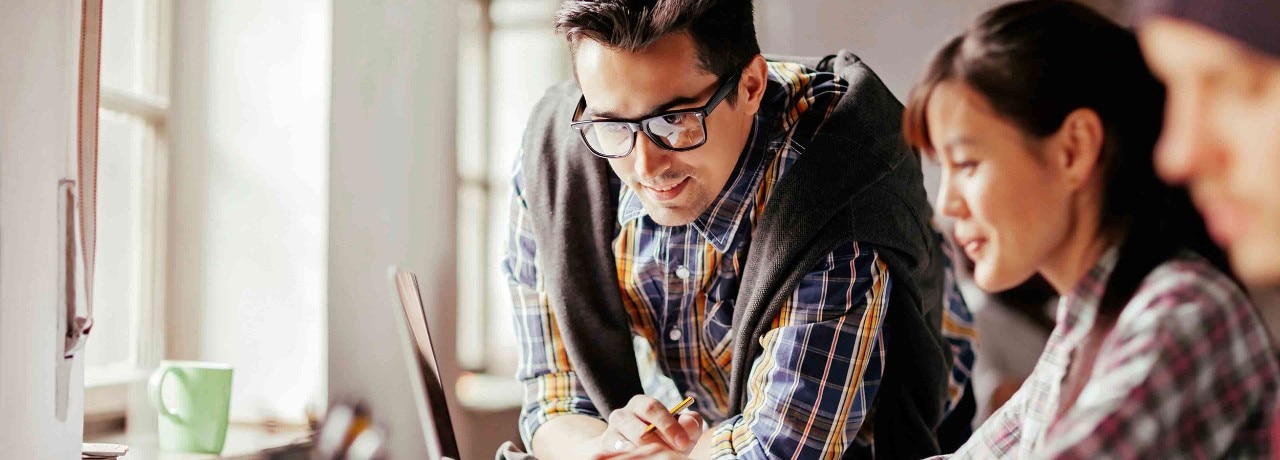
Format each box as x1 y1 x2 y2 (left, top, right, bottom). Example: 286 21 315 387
737 55 769 113
1051 108 1105 190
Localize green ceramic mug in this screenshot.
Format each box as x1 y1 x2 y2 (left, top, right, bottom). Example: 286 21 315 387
147 361 234 454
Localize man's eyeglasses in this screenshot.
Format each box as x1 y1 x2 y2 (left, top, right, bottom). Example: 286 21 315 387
570 72 741 159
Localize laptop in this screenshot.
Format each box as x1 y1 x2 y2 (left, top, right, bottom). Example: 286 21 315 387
391 268 462 459
281 268 462 460
307 270 463 460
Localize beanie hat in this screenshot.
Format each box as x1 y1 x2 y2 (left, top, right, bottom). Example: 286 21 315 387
1135 0 1280 58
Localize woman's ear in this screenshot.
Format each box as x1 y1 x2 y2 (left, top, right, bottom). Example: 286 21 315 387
1051 108 1105 189
737 55 769 113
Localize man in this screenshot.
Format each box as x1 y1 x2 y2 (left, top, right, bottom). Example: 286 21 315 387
504 1 969 458
1135 1 1280 288
1135 2 1280 453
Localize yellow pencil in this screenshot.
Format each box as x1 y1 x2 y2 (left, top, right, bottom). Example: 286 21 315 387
642 396 696 435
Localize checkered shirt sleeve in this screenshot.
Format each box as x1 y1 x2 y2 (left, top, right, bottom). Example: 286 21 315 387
709 241 891 459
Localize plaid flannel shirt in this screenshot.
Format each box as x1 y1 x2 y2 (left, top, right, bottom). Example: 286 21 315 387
937 248 1280 459
507 62 975 459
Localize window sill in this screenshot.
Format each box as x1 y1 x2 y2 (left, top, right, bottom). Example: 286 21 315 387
85 366 152 422
86 365 151 388
85 422 311 459
455 372 522 412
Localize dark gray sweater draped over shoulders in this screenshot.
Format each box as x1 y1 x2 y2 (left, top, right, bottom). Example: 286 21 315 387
519 51 950 458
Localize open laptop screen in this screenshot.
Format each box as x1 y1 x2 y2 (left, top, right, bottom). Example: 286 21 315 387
393 269 461 459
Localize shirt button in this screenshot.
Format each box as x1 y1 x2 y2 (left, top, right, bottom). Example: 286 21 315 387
668 328 683 341
675 265 691 280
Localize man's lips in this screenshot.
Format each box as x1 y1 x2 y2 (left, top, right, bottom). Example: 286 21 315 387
642 177 690 202
1200 198 1247 246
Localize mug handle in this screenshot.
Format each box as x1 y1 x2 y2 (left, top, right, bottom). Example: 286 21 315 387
147 366 185 423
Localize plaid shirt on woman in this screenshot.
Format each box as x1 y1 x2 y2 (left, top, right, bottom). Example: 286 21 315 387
507 62 975 459
938 248 1280 459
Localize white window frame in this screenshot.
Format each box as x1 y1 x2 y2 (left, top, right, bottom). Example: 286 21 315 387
455 0 495 374
84 0 171 422
455 0 570 378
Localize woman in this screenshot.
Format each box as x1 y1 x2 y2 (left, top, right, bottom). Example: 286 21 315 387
903 1 1280 457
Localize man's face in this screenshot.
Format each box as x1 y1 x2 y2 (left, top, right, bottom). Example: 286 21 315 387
574 32 757 226
1141 18 1280 285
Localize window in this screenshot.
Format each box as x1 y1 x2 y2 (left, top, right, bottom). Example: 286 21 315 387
85 0 170 419
455 0 570 376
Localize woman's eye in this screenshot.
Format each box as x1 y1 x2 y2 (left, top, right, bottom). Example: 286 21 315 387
952 160 977 171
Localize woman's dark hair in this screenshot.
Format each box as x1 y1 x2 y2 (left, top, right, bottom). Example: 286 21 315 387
903 0 1231 315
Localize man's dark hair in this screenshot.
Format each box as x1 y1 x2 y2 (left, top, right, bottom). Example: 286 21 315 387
555 0 760 102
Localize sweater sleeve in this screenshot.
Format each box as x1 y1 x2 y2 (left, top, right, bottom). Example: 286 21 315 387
505 152 602 447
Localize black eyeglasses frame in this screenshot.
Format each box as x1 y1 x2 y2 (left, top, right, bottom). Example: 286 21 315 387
569 71 742 159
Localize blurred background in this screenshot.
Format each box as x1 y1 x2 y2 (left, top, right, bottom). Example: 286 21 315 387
75 0 1129 457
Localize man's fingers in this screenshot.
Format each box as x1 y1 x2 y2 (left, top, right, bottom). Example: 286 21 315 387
676 410 704 442
607 409 652 447
630 398 689 450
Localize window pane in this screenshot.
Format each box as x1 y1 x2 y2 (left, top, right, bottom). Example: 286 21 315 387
457 183 489 370
101 0 148 93
481 18 569 375
484 178 517 372
456 0 488 181
486 25 566 185
87 110 147 370
455 0 570 375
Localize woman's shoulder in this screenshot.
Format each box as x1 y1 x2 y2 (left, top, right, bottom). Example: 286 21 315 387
1136 251 1245 307
1117 250 1264 343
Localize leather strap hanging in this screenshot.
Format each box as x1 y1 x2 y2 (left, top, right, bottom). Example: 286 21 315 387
67 0 102 359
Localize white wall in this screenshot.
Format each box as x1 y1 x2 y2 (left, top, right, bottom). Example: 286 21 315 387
0 0 86 457
167 0 330 424
757 0 1131 100
327 0 464 457
757 0 1006 101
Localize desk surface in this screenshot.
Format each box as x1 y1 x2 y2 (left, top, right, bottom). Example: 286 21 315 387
88 423 311 459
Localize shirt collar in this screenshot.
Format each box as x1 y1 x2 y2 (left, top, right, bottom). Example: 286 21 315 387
1057 246 1122 333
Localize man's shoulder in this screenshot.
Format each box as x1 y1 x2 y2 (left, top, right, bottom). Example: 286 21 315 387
763 51 911 181
532 80 581 113
754 52 933 278
520 80 585 169
765 51 905 157
526 80 581 134
766 50 895 106
813 51 903 133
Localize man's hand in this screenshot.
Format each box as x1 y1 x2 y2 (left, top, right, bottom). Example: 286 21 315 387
597 395 703 454
593 443 691 460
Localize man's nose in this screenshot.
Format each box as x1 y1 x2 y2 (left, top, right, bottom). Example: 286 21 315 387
633 134 672 180
1155 88 1222 185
